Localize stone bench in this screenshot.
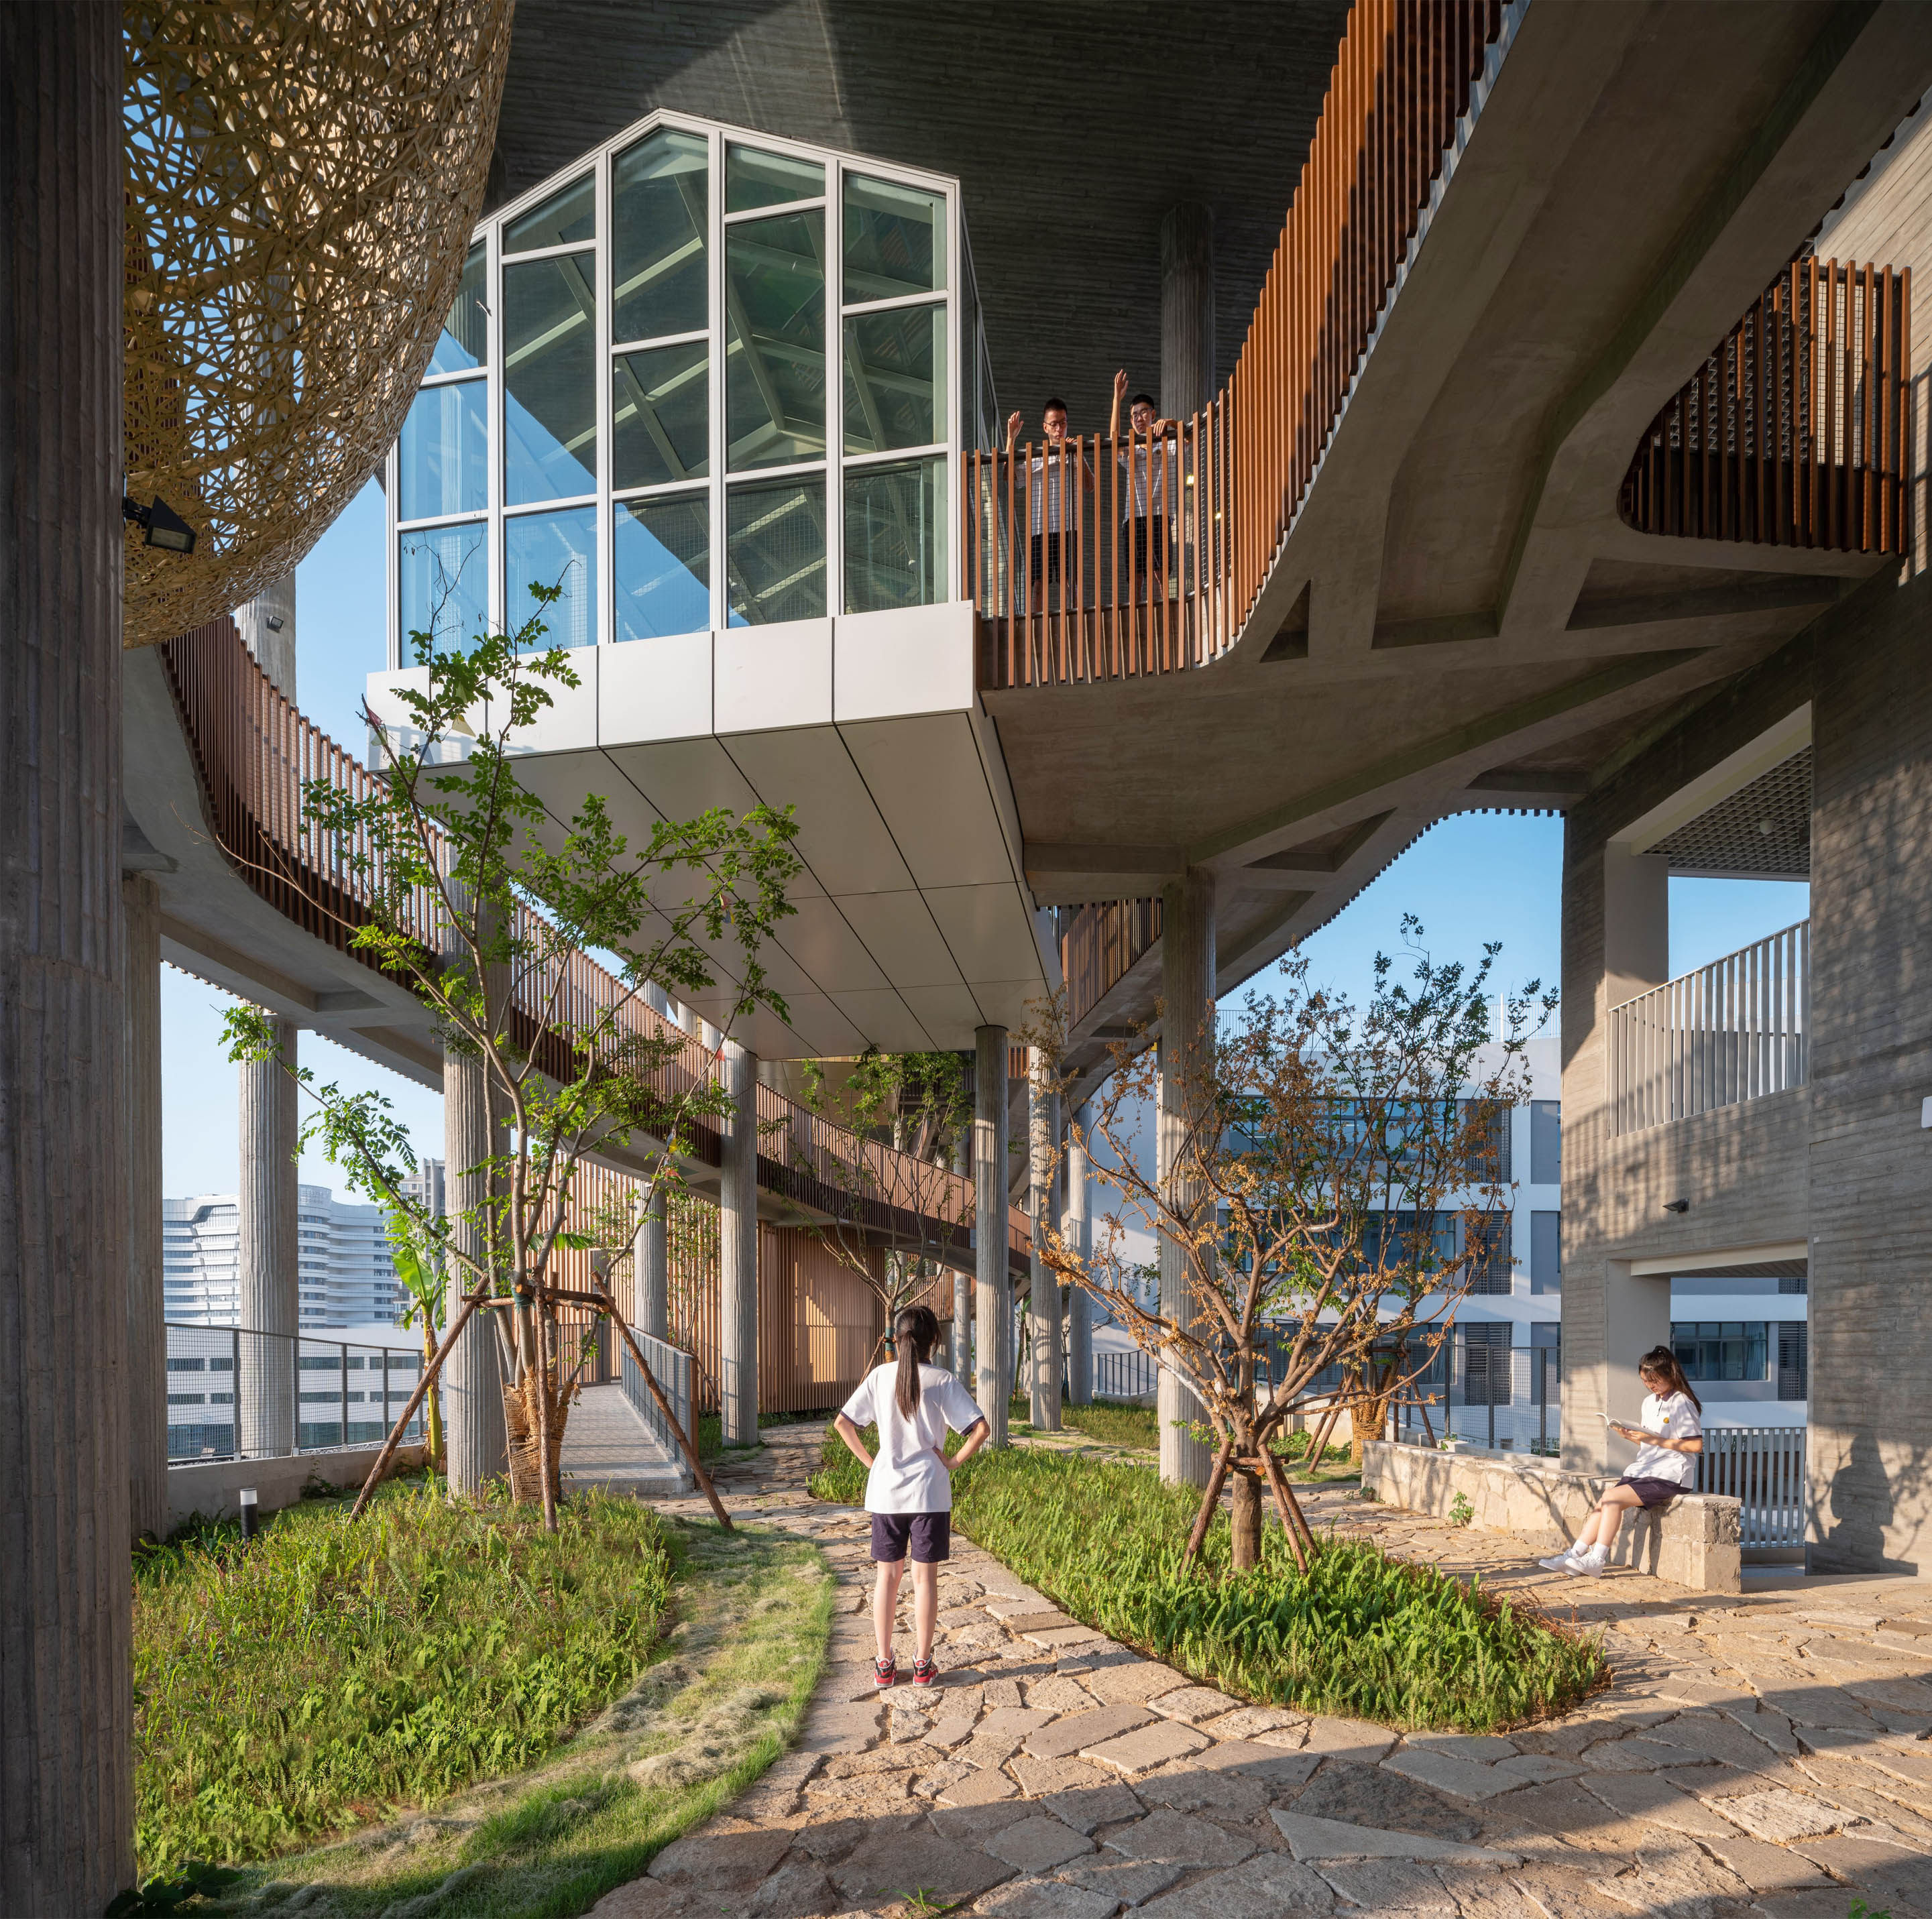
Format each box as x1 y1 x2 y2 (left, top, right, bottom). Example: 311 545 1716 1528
1361 1438 1741 1594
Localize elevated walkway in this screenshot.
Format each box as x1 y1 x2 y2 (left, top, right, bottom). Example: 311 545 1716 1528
561 1383 691 1501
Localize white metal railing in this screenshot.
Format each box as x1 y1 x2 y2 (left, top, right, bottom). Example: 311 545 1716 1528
620 1326 695 1487
1699 1423 1807 1552
1609 920 1808 1132
1091 1348 1159 1404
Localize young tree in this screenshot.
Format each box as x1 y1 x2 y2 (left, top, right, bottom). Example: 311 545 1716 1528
1041 920 1551 1573
791 1049 974 1366
386 1202 446 1473
224 585 802 1531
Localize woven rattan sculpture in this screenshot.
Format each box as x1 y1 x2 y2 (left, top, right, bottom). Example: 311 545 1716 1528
123 0 513 647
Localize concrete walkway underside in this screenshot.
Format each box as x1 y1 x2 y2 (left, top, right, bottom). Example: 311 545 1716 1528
588 1426 1932 1919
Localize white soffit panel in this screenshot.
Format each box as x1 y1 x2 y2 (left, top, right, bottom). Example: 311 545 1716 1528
900 982 983 1047
840 712 1014 889
834 890 965 988
925 882 1043 983
970 978 1047 1033
768 992 870 1059
721 725 915 895
1630 1242 1808 1277
828 988 934 1053
777 894 890 994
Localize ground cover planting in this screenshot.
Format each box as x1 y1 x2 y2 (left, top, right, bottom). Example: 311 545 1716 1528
812 1433 1605 1731
133 1480 673 1877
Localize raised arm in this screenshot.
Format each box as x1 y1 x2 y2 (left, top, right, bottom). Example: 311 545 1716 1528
1004 410 1023 456
1109 368 1127 441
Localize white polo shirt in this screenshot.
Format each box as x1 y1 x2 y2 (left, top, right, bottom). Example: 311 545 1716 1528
1628 1391 1702 1487
840 1362 986 1515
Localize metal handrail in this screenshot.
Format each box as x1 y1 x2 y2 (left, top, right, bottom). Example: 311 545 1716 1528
1609 921 1809 1133
618 1326 695 1487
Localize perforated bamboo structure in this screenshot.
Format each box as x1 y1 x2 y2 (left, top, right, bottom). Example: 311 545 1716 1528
121 0 512 646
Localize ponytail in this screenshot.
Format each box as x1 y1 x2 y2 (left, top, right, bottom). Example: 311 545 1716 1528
1639 1343 1701 1413
893 1304 940 1419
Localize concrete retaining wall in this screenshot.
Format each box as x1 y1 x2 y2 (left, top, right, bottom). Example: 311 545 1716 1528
1362 1438 1741 1593
166 1444 427 1529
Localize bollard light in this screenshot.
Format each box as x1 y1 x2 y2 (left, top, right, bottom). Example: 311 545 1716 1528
238 1487 259 1542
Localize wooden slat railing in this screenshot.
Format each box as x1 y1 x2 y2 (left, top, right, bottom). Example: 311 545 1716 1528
157 618 1031 1276
1622 259 1912 553
1062 897 1164 1035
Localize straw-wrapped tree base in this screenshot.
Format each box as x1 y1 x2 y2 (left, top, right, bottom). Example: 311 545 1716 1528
503 1375 572 1508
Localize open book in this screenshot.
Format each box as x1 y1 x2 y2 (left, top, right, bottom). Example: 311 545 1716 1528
1601 1412 1668 1444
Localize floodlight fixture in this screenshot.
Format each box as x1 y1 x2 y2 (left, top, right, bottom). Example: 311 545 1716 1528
122 493 197 555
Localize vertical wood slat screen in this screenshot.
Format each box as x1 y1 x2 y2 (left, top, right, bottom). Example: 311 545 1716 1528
1609 920 1809 1134
1060 897 1166 1033
1620 260 1912 552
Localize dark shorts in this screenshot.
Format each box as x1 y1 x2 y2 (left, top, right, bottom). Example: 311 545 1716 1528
1617 1475 1685 1508
1120 514 1167 584
870 1511 952 1564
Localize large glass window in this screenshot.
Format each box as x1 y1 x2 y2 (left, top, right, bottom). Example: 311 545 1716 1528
726 211 826 471
843 305 944 455
427 243 488 375
615 494 709 642
726 145 823 213
504 174 595 253
844 174 944 301
612 130 707 343
614 339 708 489
727 477 826 626
1672 1321 1768 1382
504 255 598 506
506 506 598 650
844 456 944 614
399 382 487 520
399 523 488 652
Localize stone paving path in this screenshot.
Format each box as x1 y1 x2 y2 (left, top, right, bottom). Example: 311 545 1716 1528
591 1423 1932 1919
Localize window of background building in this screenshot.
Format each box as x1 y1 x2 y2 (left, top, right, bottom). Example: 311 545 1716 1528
1778 1322 1809 1399
1672 1320 1768 1381
1530 1100 1560 1184
1530 1209 1560 1292
1463 1213 1512 1294
1459 1324 1513 1406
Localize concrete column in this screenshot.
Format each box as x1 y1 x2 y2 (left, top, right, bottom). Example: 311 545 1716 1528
237 1017 300 1456
125 875 168 1541
952 1128 973 1389
636 1177 669 1342
1159 870 1216 1487
1159 202 1214 421
720 1041 759 1446
974 1026 1009 1446
443 1038 508 1495
0 15 135 1900
235 569 296 699
1028 1047 1062 1430
1603 843 1669 1010
1065 1104 1092 1405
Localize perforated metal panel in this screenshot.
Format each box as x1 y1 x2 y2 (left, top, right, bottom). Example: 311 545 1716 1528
1650 746 1811 878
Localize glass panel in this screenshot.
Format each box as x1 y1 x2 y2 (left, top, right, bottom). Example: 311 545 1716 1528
844 455 944 613
843 303 944 455
504 173 595 253
505 506 598 650
427 243 488 375
399 381 487 520
398 523 488 653
726 210 826 471
726 144 823 213
504 255 598 506
614 339 709 489
612 129 708 343
615 493 709 642
726 477 826 626
844 174 945 302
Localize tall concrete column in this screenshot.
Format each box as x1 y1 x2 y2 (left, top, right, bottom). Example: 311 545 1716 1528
443 1038 508 1495
1160 202 1214 422
236 569 296 699
1065 1104 1093 1405
974 1027 1010 1446
237 1017 300 1455
125 875 168 1541
720 1041 759 1446
636 1177 669 1342
0 9 136 1901
1028 1047 1062 1430
952 1129 973 1389
1159 870 1216 1488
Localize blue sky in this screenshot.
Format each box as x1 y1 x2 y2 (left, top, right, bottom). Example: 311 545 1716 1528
160 481 1811 1198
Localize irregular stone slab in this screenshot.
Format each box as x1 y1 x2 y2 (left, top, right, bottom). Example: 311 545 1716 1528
1764 1684 1884 1734
1314 1855 1459 1913
934 1766 1019 1808
829 1830 1011 1906
929 1796 1035 1839
1491 1753 1586 1786
980 1584 1052 1613
1435 1861 1554 1918
1023 1702 1157 1761
1579 1768 1742 1839
1464 1781 1651 1859
1640 1710 1783 1773
1590 1838 1748 1916
1719 1702 1801 1755
791 1809 922 1862
1300 1715 1400 1761
1271 1810 1522 1865
1789 1831 1932 1910
1104 1806 1256 1869
1575 1736 1701 1773
1288 1761 1483 1841
744 1858 838 1918
1133 1757 1275 1822
1189 1736 1321 1789
1133 1851 1338 1918
1655 1678 1758 1710
801 1770 913 1816
1697 1831 1833 1892
1382 1746 1527 1802
1041 1773 1147 1837
1023 1623 1109 1649
797 1697 887 1754
1025 1673 1098 1715
823 1745 920 1779
1198 1703 1305 1742
1084 1660 1191 1706
1846 1676 1932 1714
649 1826 796 1889
911 1759 974 1800
1058 1853 1186 1908
1406 1732 1519 1763
925 1711 979 1750
1147 1684 1245 1725
1082 1719 1212 1777
975 1873 1117 1919
986 1813 1096 1873
1707 1786 1852 1842
999 1610 1076 1631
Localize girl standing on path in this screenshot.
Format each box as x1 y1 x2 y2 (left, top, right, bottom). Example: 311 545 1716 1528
1541 1344 1703 1577
833 1303 988 1687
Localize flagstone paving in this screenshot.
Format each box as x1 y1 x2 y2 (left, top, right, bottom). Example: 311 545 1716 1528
591 1422 1932 1919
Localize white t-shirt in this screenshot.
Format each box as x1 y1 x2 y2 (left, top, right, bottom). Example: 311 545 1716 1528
1628 1391 1702 1487
840 1362 986 1515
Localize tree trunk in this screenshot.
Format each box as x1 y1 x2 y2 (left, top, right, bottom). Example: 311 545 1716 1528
1230 1462 1264 1570
0 7 135 1902
504 1366 571 1509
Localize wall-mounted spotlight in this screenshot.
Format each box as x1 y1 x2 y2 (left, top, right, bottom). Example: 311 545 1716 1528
264 612 285 631
1663 1198 1690 1214
122 493 196 555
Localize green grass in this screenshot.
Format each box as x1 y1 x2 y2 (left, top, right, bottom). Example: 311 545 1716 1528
133 1479 673 1878
1005 1393 1355 1476
813 1433 1605 1731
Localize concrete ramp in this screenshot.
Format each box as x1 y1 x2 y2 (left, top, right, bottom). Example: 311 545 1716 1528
563 1383 693 1501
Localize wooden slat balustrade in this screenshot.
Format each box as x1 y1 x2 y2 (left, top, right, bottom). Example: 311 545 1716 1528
1061 897 1164 1035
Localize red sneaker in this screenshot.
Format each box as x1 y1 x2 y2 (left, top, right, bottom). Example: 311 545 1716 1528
911 1658 938 1687
873 1657 897 1688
